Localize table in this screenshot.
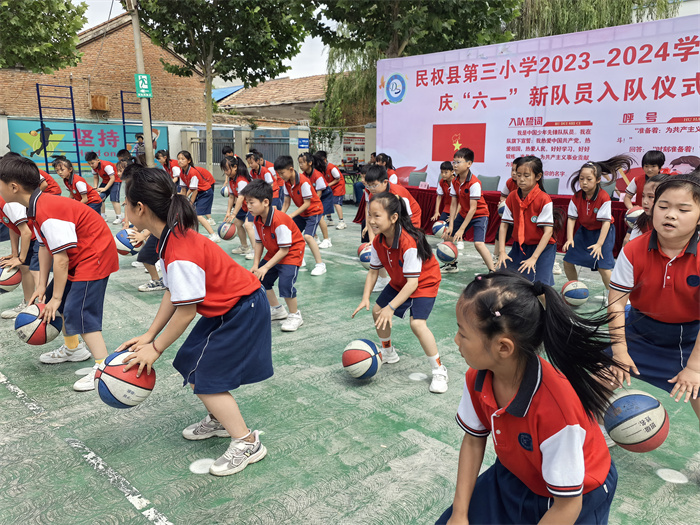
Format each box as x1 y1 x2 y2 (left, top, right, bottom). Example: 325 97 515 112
354 187 628 257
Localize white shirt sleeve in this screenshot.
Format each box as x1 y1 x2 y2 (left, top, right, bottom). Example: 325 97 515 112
456 381 489 437
264 171 274 185
469 181 482 200
40 218 78 253
369 244 383 270
331 167 341 180
401 247 422 278
104 165 115 177
314 177 327 191
3 202 28 225
274 224 293 248
254 227 261 242
540 425 587 497
76 181 88 194
502 202 514 224
567 200 579 219
189 176 199 190
625 179 638 196
300 181 313 200
172 166 181 178
436 184 444 196
449 184 458 197
610 247 634 293
165 260 205 305
536 201 554 227
402 197 413 216
236 180 247 193
389 174 398 184
597 200 612 222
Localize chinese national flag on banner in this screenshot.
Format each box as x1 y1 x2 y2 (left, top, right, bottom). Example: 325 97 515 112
432 124 486 162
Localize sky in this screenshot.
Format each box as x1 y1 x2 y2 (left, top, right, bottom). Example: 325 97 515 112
82 0 329 81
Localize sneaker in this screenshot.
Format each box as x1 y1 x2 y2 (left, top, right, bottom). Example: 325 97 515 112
310 263 327 276
441 262 458 274
1 300 27 319
231 245 251 255
40 342 90 364
112 217 122 225
131 261 144 268
381 346 400 364
281 311 303 331
553 261 562 275
326 217 334 226
270 305 289 321
599 423 616 448
183 414 231 440
209 430 267 476
207 218 217 226
429 366 449 394
209 233 222 243
335 220 347 230
457 241 465 250
138 279 166 292
73 363 98 392
318 238 332 249
245 252 255 260
101 213 108 220
372 275 391 293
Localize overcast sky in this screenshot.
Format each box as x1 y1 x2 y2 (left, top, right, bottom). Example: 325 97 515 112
82 0 328 80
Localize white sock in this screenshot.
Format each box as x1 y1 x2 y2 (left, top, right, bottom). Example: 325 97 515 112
428 353 442 369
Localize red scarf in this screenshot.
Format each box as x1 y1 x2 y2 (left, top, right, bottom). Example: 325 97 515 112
516 184 543 250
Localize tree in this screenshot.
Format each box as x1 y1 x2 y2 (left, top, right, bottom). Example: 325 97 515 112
0 0 87 73
130 0 308 174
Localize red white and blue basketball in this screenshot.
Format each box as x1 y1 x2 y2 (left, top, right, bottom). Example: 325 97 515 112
561 280 589 306
357 242 370 257
220 186 230 198
432 220 446 237
218 221 237 241
95 351 156 409
625 206 645 229
497 201 507 217
342 339 382 379
436 241 458 264
0 266 22 293
115 229 143 256
359 245 372 270
14 303 62 345
603 389 669 452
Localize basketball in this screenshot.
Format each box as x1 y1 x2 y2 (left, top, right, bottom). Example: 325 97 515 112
218 221 237 241
561 280 589 306
220 186 230 198
359 244 372 270
497 201 507 217
435 241 458 264
342 339 382 379
0 266 22 293
357 242 370 257
95 351 156 409
114 229 143 256
14 303 62 345
431 220 446 237
29 130 38 136
603 389 669 453
625 206 645 229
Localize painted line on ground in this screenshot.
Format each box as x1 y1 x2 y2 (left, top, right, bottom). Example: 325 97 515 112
0 371 46 416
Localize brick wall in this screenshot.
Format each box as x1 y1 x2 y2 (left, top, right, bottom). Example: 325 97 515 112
0 22 205 123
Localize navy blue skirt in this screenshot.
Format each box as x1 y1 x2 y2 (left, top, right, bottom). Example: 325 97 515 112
563 225 615 270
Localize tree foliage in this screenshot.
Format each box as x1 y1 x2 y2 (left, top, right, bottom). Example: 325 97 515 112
0 0 87 73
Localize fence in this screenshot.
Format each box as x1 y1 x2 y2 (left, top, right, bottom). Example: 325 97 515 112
188 137 235 167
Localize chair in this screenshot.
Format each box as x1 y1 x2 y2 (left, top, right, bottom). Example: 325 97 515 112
542 177 560 195
407 171 427 186
478 175 500 192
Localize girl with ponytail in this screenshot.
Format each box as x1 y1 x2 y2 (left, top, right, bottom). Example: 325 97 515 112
437 271 618 525
352 192 448 394
221 155 256 258
119 166 273 478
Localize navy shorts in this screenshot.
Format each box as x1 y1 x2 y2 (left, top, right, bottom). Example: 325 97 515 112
87 201 102 214
563 224 616 270
260 259 299 298
136 234 159 265
98 182 109 202
321 188 334 215
172 286 273 394
293 213 322 238
376 284 436 320
332 194 344 206
108 182 121 203
273 197 283 210
438 211 450 222
436 459 617 525
506 242 556 286
453 214 488 243
235 208 248 222
0 223 9 242
45 276 110 336
20 239 41 271
195 188 214 215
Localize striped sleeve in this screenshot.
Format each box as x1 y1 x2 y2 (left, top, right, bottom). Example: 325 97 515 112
300 181 313 199
164 260 206 306
75 180 88 195
567 199 578 219
625 178 638 196
369 244 383 270
540 425 586 497
456 382 490 437
40 218 77 253
275 224 293 248
469 181 482 200
189 176 199 190
536 201 554 228
402 197 413 217
609 247 634 293
402 247 421 279
501 202 514 225
3 202 28 226
596 200 612 222
436 183 444 196
236 180 247 193
330 167 341 180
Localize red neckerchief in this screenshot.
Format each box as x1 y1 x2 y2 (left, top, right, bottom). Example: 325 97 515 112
516 184 543 250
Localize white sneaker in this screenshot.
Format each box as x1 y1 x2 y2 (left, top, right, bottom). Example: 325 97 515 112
270 305 288 321
183 414 230 440
231 245 251 255
245 252 255 260
301 258 307 268
335 220 347 230
131 261 144 268
112 217 122 225
1 300 27 319
429 366 449 393
207 218 217 226
326 217 334 226
281 311 303 331
209 430 266 476
138 279 166 292
457 241 465 250
381 346 400 364
73 363 98 392
441 262 459 274
553 261 562 275
372 276 391 293
101 213 108 220
310 263 327 276
318 238 332 249
209 233 222 243
40 342 91 364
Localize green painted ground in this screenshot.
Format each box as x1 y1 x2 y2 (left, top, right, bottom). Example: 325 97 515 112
0 195 698 524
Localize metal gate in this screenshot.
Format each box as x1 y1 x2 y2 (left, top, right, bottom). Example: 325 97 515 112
246 132 290 161
188 137 235 167
120 90 152 150
35 84 82 175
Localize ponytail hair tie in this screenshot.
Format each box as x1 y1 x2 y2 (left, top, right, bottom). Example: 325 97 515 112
493 311 501 317
532 281 546 296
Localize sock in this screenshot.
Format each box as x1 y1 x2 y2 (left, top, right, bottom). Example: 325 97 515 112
428 353 442 370
64 335 80 351
271 304 284 310
380 337 392 351
94 357 105 365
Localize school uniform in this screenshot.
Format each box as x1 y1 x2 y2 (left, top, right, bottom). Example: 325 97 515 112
252 165 283 210
63 173 103 214
435 178 453 222
28 190 119 336
254 207 306 298
158 225 273 394
180 166 213 216
370 225 441 320
500 177 518 199
0 197 39 271
228 175 253 221
310 169 333 216
262 160 284 208
629 221 651 241
449 171 489 242
436 356 616 525
91 160 121 203
360 187 371 243
609 230 700 392
324 162 345 205
386 169 398 185
365 181 422 228
285 172 324 237
564 188 615 270
625 173 647 207
163 159 181 185
502 185 556 285
38 169 61 195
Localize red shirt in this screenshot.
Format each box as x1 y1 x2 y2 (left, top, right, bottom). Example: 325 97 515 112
164 159 181 181
625 173 647 206
285 172 323 217
387 181 422 228
91 160 120 184
28 191 118 282
501 177 518 198
568 188 614 230
457 357 611 498
63 174 102 205
307 169 327 193
39 169 61 195
324 162 345 196
369 225 441 298
252 166 280 199
0 196 35 240
450 171 489 219
227 175 250 213
180 166 212 192
386 169 398 185
610 231 699 323
502 188 556 245
435 177 453 213
158 226 260 317
253 207 306 266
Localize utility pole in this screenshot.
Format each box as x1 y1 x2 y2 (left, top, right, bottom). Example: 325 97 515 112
125 0 155 167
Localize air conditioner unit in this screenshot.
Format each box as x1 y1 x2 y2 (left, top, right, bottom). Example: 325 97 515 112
90 94 110 111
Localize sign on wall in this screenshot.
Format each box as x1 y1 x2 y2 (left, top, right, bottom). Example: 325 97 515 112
376 15 699 193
